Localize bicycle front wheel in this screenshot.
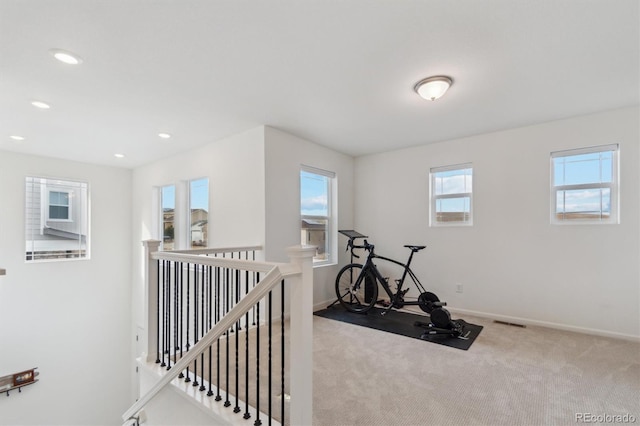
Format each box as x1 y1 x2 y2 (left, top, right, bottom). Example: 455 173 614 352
335 263 378 313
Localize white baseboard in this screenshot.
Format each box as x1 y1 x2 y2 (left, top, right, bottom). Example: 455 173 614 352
313 299 338 312
446 306 640 343
312 298 640 343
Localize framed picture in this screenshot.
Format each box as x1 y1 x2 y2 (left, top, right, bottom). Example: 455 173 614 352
12 369 35 387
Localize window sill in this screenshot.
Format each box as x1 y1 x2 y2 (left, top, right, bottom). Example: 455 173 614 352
312 260 337 269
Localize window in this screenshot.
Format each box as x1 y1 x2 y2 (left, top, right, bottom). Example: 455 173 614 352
25 177 89 261
48 190 70 220
551 144 618 224
161 185 176 250
300 166 335 264
430 164 473 226
189 178 209 248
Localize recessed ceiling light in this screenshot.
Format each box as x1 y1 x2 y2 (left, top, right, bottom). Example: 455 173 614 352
50 49 83 65
158 133 171 139
31 100 51 109
114 153 125 158
414 76 453 101
10 135 25 141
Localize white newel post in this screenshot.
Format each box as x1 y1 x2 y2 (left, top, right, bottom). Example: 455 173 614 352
143 240 161 363
287 245 316 426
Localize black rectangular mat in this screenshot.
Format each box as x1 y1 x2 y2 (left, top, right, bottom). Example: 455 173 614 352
314 305 483 350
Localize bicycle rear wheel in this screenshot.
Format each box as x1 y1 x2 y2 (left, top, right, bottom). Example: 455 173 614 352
335 263 378 313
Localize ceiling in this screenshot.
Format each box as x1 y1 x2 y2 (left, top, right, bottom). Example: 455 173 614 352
1 1 638 169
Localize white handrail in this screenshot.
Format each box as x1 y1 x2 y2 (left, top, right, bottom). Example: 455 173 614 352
122 264 290 422
165 245 262 255
151 250 277 274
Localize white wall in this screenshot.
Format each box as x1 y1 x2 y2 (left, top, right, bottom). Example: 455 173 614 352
0 151 132 425
264 126 355 306
354 107 640 339
130 127 266 362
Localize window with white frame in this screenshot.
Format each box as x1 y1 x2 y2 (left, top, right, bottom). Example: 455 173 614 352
300 166 335 264
48 190 71 220
25 177 89 261
430 164 473 226
551 144 619 224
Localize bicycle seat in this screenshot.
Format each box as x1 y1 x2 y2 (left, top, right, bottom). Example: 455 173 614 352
404 245 426 252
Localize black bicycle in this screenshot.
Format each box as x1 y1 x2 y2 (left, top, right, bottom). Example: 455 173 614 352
335 233 444 315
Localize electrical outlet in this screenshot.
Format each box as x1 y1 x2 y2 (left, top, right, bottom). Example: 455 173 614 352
456 283 463 293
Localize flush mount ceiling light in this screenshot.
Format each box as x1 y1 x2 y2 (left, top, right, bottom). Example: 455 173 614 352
158 132 172 139
114 153 125 158
50 49 83 65
414 76 453 101
31 100 51 109
10 135 25 141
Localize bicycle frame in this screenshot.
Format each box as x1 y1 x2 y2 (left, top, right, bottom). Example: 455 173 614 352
361 247 427 307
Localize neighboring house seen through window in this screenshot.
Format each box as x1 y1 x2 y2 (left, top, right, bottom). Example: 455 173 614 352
161 185 176 250
158 178 209 250
25 177 89 261
189 178 209 248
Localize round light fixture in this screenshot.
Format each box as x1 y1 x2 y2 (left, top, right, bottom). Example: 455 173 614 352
114 153 125 158
10 135 25 141
50 49 83 65
414 76 453 101
31 100 51 109
158 132 172 139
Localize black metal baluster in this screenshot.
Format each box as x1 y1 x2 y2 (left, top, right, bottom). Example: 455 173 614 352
193 263 199 387
184 262 191 383
268 290 273 425
253 251 257 326
179 262 184 379
156 259 161 364
243 266 251 420
224 266 230 407
215 264 222 401
234 267 240 413
254 300 261 426
281 280 285 426
171 261 177 370
207 265 214 397
161 260 167 367
167 260 173 370
199 263 206 391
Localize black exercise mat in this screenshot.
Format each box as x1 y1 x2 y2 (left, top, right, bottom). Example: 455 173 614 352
314 305 483 350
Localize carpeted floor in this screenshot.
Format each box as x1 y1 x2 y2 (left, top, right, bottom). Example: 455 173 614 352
312 312 640 425
171 310 639 426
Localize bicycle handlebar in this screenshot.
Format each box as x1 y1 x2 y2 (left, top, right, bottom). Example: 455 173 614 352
346 238 374 259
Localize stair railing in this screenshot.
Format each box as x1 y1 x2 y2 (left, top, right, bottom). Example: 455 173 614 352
122 241 315 426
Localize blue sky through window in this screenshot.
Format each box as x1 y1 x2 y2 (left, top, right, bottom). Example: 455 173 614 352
433 167 472 213
301 170 328 216
161 179 209 211
190 178 209 211
162 185 175 210
553 152 613 186
554 151 614 215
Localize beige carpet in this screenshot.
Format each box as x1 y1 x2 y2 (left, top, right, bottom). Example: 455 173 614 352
176 310 639 425
312 312 640 426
